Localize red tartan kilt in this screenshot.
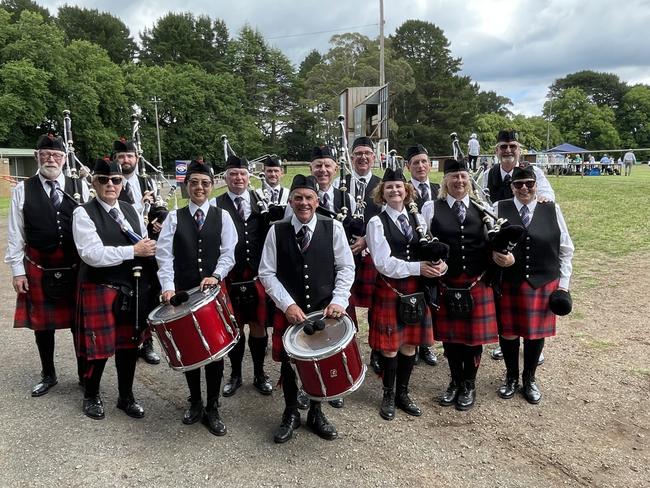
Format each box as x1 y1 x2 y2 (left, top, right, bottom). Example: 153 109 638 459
226 267 267 327
76 283 139 360
351 253 376 309
435 274 498 345
368 275 434 352
14 247 76 331
497 279 559 339
271 309 291 363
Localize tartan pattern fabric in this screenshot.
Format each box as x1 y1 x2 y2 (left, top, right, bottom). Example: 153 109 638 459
13 246 76 331
368 275 434 352
75 282 139 360
434 274 498 345
496 278 559 339
350 253 376 309
226 265 268 326
271 308 291 363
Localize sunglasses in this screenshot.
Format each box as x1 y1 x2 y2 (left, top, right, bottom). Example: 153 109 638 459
512 180 536 189
96 176 123 185
498 143 518 150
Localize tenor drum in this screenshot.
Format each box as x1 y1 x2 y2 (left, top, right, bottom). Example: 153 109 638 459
147 286 239 372
283 311 366 401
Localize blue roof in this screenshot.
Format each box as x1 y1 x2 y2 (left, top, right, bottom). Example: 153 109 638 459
546 143 587 153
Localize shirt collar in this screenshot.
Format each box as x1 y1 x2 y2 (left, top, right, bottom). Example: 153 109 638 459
513 197 537 213
291 213 317 232
228 190 249 202
385 204 408 221
96 197 120 214
500 166 514 179
352 169 371 181
411 178 428 188
446 194 470 208
318 186 334 197
189 200 211 216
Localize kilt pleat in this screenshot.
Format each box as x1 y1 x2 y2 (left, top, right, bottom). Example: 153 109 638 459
497 279 559 339
351 253 376 309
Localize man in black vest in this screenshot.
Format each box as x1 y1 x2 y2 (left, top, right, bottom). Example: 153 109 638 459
113 138 161 365
73 159 156 420
310 146 355 218
259 174 355 443
5 134 89 396
215 155 273 397
157 161 238 435
263 155 289 206
405 144 441 367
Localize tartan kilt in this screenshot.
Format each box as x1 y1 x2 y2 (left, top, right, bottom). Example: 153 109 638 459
271 309 291 363
497 278 559 339
76 283 140 360
435 274 498 345
368 275 434 352
226 266 267 327
351 253 376 309
13 247 77 331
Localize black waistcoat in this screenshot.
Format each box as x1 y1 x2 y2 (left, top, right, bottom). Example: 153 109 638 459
378 211 419 262
413 181 441 211
276 215 335 313
118 174 153 204
79 199 141 287
487 165 513 202
173 206 222 290
215 191 268 277
429 199 487 277
499 200 561 287
344 173 382 220
23 176 79 260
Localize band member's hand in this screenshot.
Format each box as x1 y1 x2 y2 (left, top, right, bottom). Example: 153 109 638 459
285 304 307 325
12 275 29 293
537 196 551 203
492 251 515 267
324 303 345 319
161 290 175 303
420 261 439 278
151 218 163 234
200 276 218 291
350 236 367 255
134 238 156 257
142 191 154 205
422 260 448 278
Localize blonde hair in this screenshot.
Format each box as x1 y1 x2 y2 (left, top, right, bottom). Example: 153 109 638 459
438 173 476 200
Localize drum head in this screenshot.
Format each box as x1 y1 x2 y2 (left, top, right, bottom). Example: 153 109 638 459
148 286 219 324
283 311 355 360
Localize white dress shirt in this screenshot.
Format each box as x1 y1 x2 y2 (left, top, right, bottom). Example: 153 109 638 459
72 198 147 268
266 185 290 205
227 190 252 220
366 205 421 279
495 198 574 289
284 185 356 219
259 214 355 313
123 170 158 213
155 201 237 292
5 173 90 276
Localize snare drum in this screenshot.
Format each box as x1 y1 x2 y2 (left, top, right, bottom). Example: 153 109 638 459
147 286 239 372
283 311 366 401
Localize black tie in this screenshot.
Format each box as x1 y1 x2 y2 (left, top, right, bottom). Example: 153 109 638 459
47 180 61 208
419 182 429 201
124 180 135 204
234 196 245 220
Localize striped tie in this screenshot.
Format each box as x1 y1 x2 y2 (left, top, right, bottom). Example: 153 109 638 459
296 225 311 252
397 214 413 241
194 208 205 231
520 205 530 227
47 180 61 208
453 200 466 224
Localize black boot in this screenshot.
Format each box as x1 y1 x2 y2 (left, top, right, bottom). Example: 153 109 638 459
440 343 462 407
379 355 397 420
522 338 544 404
249 335 272 395
306 401 337 440
395 352 421 416
183 369 204 424
418 345 438 366
138 337 160 365
224 332 245 397
274 408 300 444
456 380 476 411
32 331 57 397
369 349 383 375
115 349 144 418
83 359 106 420
498 337 520 399
203 397 227 436
457 344 481 411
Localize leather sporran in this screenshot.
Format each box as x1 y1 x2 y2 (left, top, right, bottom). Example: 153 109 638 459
229 280 258 309
112 285 134 322
443 287 474 320
41 268 75 300
398 292 426 326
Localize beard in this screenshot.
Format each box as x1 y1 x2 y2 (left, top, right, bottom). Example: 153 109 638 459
39 165 61 180
120 163 136 175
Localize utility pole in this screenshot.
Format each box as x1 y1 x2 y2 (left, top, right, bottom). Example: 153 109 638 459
151 96 163 169
379 0 385 86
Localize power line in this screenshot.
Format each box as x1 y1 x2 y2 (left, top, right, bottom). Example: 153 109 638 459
267 23 378 40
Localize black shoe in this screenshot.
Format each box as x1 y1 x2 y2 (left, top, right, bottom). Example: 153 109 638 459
253 374 273 396
182 399 204 425
522 378 542 404
83 395 105 420
117 395 145 419
456 381 476 411
491 347 504 360
498 377 519 399
418 346 438 366
274 408 301 444
538 352 545 366
222 376 242 397
31 373 58 397
138 339 160 365
306 405 338 440
395 389 422 417
296 389 310 411
203 402 227 436
379 388 395 421
369 351 383 375
440 381 460 407
328 398 344 408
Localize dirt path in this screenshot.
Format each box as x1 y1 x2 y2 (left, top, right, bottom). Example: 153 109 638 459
0 216 647 487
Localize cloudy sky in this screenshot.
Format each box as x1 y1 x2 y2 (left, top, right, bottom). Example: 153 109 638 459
40 0 650 115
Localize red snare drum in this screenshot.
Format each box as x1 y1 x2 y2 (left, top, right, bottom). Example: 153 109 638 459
283 311 366 401
148 286 239 372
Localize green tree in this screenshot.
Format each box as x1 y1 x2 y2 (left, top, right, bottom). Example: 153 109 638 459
617 84 650 148
477 90 513 116
0 0 50 22
550 70 628 109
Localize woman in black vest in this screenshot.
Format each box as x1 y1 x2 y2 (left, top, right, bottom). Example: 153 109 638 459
366 168 445 421
494 166 574 404
157 161 238 435
422 159 514 411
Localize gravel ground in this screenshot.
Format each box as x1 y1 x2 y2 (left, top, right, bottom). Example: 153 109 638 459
0 216 648 488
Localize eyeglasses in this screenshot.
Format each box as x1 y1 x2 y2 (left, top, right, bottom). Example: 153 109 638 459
498 144 518 150
96 176 123 185
512 180 536 189
352 151 375 158
39 151 65 161
188 179 213 188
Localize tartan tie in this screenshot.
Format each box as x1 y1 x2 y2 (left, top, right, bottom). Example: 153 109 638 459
194 208 205 231
419 182 429 202
124 180 135 204
108 208 142 243
519 205 530 228
234 196 245 219
320 192 330 210
397 214 413 241
296 225 311 252
356 178 366 199
272 189 279 204
453 200 466 224
46 180 61 208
